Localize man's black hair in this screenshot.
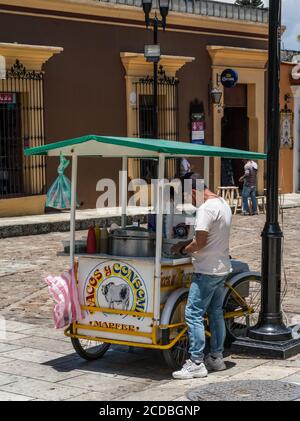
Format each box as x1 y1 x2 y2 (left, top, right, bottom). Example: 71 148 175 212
181 172 207 190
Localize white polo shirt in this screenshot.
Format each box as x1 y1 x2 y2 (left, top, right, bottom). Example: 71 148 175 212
192 197 232 276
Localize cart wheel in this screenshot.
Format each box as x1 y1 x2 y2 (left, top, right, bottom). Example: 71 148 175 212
70 326 110 361
223 275 261 344
162 292 189 370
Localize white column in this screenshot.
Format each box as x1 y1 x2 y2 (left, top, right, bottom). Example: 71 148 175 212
121 157 128 228
70 154 78 269
154 154 165 322
291 86 300 193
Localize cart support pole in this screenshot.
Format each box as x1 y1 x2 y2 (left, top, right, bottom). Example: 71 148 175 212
70 153 78 269
121 157 128 228
154 154 165 322
204 156 210 188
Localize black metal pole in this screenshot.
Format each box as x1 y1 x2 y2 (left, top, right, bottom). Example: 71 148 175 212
248 0 291 342
153 15 159 139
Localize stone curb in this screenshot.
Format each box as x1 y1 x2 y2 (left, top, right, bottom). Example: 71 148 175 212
0 215 147 239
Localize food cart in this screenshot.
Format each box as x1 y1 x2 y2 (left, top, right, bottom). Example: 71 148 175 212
25 135 266 369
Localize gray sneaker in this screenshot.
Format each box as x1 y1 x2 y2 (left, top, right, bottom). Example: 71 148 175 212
172 359 208 380
204 354 226 372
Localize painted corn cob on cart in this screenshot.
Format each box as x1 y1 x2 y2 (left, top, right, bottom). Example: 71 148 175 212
25 135 266 369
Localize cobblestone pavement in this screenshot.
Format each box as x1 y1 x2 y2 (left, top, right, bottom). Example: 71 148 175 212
0 209 300 400
0 208 299 326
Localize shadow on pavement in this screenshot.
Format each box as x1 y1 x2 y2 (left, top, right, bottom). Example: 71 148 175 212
43 345 173 381
42 344 237 381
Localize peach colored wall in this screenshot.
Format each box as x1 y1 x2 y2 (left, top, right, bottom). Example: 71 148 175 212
279 63 294 194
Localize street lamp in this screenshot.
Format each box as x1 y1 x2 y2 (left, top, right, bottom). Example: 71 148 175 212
142 0 152 27
232 0 300 358
210 87 222 106
209 72 223 112
159 0 169 29
142 0 170 139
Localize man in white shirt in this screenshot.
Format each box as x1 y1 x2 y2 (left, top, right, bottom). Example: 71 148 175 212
172 172 232 379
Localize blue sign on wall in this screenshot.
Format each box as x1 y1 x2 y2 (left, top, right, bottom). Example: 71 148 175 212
221 69 238 88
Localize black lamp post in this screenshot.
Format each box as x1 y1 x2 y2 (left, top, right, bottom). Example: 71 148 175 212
248 0 291 343
232 0 300 358
142 0 169 139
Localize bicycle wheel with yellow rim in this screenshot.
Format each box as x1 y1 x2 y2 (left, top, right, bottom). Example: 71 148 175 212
223 275 261 343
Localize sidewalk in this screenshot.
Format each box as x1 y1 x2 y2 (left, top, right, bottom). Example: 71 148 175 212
0 319 299 401
0 193 300 238
280 193 300 209
0 207 149 238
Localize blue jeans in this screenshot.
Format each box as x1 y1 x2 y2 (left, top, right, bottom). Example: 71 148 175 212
185 273 226 362
242 185 257 214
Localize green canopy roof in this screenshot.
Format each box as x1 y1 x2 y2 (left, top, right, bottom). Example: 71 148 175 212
24 135 266 160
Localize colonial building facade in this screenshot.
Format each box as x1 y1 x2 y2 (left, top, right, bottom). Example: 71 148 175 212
279 51 300 194
0 0 269 215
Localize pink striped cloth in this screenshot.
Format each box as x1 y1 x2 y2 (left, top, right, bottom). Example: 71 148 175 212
45 269 84 329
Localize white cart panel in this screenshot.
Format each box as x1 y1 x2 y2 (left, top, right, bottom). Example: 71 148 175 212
76 257 155 344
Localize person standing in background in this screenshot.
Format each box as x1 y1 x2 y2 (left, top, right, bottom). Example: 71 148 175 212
239 160 258 216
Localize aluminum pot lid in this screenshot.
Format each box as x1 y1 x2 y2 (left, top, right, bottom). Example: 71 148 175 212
110 227 155 239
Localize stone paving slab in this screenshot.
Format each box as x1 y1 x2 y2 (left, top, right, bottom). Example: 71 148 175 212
0 359 85 383
4 320 38 332
58 373 149 398
115 376 231 401
0 372 21 387
207 357 271 378
44 359 166 385
48 350 170 383
280 373 300 385
0 356 15 365
0 390 34 401
172 395 190 401
65 391 114 401
11 336 78 355
0 331 30 342
14 326 71 342
228 365 300 381
0 343 22 353
0 346 75 364
265 359 300 368
0 377 84 401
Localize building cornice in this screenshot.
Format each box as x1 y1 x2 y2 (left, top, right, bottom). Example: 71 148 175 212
0 42 63 69
121 52 194 77
207 45 268 69
0 0 269 37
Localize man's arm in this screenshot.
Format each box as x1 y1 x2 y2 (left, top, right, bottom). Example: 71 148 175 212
239 166 249 183
171 230 208 255
183 231 208 254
